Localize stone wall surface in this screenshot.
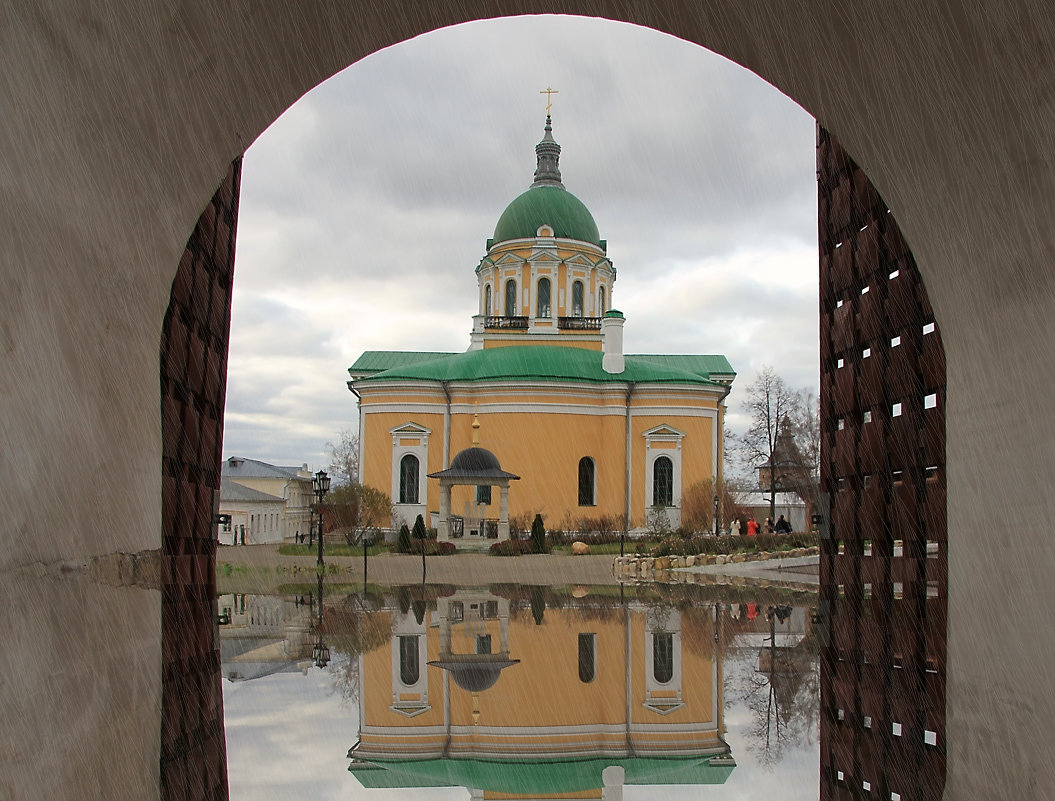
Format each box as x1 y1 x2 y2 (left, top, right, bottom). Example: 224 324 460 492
159 161 241 801
1 4 1055 801
817 128 947 800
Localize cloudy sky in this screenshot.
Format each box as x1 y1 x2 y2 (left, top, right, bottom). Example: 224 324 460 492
223 15 818 472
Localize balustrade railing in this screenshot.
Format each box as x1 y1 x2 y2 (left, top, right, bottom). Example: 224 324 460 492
558 316 602 330
485 315 528 329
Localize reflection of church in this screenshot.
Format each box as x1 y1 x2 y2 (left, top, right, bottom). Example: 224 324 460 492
349 114 734 542
348 588 734 798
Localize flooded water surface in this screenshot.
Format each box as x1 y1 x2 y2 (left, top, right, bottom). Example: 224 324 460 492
220 582 818 800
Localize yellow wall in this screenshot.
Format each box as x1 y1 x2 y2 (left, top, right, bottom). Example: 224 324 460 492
358 382 722 528
358 604 722 755
483 338 602 351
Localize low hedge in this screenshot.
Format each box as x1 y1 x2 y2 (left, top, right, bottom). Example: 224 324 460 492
408 540 456 556
489 539 538 556
644 532 818 557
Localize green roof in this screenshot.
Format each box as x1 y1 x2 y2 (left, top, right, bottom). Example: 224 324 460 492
492 185 601 247
350 755 734 793
348 351 456 378
354 346 728 387
627 354 736 379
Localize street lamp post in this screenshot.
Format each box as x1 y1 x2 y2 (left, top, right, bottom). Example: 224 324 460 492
713 495 720 537
312 470 331 569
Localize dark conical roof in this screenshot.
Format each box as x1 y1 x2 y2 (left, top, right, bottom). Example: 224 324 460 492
428 656 520 692
428 447 520 482
451 447 501 472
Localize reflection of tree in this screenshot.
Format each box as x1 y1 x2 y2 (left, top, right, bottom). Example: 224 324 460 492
322 596 393 703
732 607 820 767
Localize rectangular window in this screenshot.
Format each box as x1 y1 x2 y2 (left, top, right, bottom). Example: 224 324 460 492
578 633 596 683
653 632 674 683
475 635 492 655
476 485 492 505
399 636 420 685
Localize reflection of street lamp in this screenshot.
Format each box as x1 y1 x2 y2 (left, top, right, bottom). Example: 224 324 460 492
313 470 331 568
312 572 330 668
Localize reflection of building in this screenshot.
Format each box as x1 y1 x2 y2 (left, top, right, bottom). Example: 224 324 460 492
217 594 314 680
349 588 734 798
218 456 314 544
349 116 734 538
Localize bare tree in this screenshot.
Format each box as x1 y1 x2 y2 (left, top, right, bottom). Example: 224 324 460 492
736 366 798 523
782 391 821 523
321 481 392 547
327 428 360 484
734 368 821 526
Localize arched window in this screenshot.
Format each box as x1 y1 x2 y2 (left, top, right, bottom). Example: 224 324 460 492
572 281 584 317
653 457 673 507
484 284 492 316
653 632 674 683
578 457 595 506
537 277 551 318
598 285 606 314
505 279 517 317
399 635 420 684
399 454 419 504
578 633 596 683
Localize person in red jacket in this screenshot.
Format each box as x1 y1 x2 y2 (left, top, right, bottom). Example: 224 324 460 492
746 516 760 536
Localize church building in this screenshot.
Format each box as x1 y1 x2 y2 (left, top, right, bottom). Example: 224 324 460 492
348 114 734 544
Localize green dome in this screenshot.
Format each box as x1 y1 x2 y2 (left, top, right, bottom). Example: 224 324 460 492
492 185 601 247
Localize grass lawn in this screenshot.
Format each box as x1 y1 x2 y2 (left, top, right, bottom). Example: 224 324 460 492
551 542 643 555
277 543 388 557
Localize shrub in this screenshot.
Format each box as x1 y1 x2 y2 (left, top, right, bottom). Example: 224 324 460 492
648 531 818 557
489 539 536 556
531 513 547 554
397 523 411 553
509 513 533 539
411 539 456 556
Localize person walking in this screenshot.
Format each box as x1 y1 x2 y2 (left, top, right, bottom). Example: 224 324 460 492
746 516 759 536
729 518 742 536
775 514 792 534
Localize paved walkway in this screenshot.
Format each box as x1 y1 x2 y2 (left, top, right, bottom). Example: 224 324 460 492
216 544 622 586
216 544 821 589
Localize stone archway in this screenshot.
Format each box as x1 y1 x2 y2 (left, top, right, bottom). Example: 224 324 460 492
6 6 1055 801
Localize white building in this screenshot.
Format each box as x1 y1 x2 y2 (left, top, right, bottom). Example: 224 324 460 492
219 457 315 544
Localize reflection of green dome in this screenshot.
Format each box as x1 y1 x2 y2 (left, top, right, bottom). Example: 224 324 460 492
492 185 601 247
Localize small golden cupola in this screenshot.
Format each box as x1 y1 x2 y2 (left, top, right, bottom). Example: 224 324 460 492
471 106 615 352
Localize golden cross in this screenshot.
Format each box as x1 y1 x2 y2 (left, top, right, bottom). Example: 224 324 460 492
540 86 559 114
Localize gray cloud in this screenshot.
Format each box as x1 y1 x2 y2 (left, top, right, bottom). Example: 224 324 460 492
223 16 818 468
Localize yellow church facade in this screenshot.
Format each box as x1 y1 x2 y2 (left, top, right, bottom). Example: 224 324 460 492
349 588 733 797
349 115 734 541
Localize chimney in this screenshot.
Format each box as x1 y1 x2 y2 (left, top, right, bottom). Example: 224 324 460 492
601 310 625 374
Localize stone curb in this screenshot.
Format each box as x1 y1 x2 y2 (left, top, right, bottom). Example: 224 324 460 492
612 547 820 584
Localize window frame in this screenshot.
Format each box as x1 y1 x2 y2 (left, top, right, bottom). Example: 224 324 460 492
537 277 551 318
578 456 596 506
653 456 674 508
572 280 584 317
578 632 597 683
504 279 517 317
399 454 419 505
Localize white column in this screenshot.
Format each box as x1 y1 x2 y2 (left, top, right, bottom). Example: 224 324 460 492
601 766 625 801
438 484 451 542
498 483 510 541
